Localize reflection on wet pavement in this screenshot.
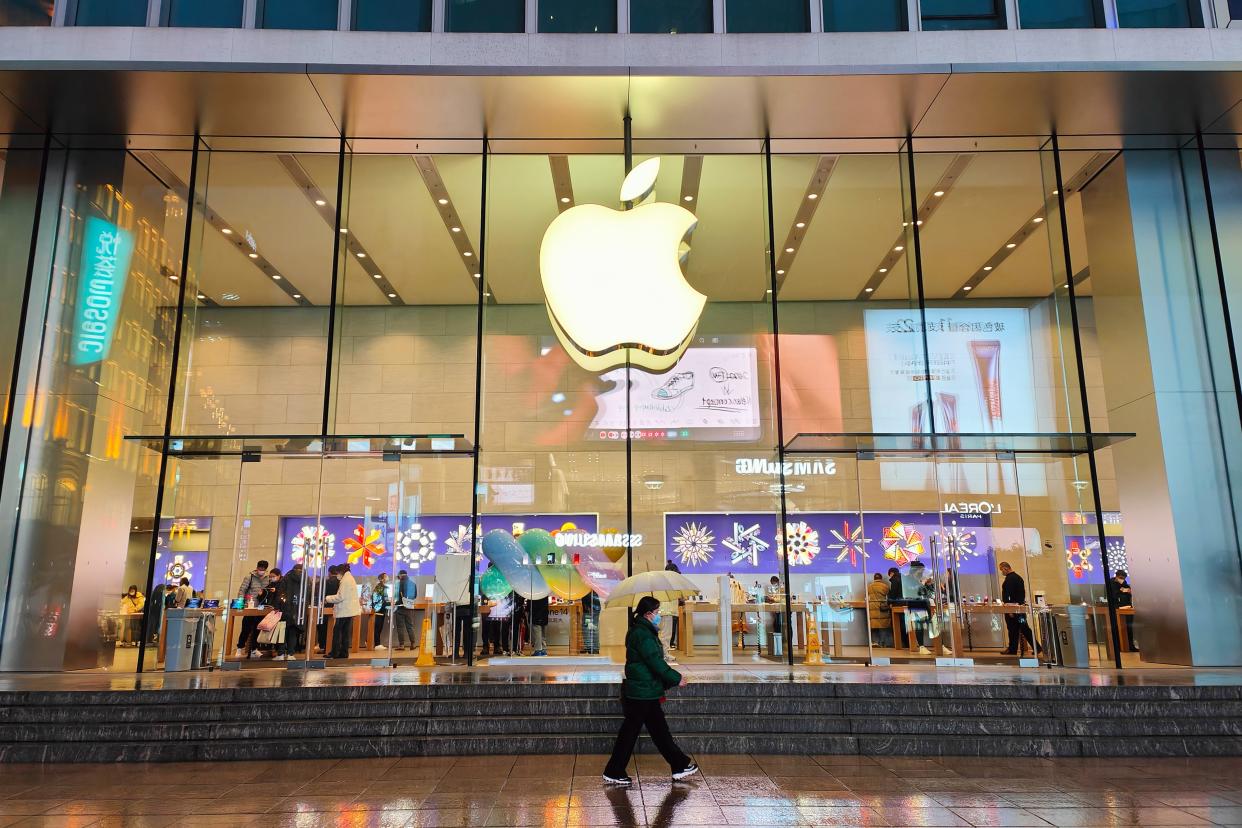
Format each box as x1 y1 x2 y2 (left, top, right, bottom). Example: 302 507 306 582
0 753 1239 826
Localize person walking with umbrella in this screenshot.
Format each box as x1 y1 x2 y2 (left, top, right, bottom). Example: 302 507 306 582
602 595 699 786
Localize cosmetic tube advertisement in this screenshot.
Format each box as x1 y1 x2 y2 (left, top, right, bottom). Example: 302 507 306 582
864 309 1039 495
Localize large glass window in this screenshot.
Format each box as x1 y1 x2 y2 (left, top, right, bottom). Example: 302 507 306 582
445 0 524 32
727 0 809 32
823 0 907 31
921 0 1006 29
1018 0 1101 27
353 0 432 31
165 0 244 28
1115 0 1200 26
259 0 338 30
538 0 616 32
73 0 146 25
0 0 51 25
630 0 712 33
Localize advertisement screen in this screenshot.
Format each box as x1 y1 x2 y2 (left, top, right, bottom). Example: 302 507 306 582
589 341 761 442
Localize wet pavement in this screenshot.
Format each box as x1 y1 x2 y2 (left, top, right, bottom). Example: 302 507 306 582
0 753 1240 826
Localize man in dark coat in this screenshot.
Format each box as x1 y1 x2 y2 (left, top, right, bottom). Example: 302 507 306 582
999 561 1039 656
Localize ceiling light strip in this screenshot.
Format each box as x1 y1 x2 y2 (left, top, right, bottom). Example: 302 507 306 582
774 154 836 295
413 155 486 302
857 154 975 301
549 155 575 213
277 154 402 307
679 155 704 213
950 151 1112 300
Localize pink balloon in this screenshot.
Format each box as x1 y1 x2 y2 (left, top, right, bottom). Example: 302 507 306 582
574 546 625 600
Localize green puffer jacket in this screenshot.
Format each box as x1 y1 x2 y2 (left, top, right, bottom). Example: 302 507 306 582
623 617 682 700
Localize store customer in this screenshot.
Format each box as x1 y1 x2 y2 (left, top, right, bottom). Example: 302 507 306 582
278 563 305 661
887 567 907 648
118 586 144 647
173 577 193 609
453 597 474 661
372 572 391 651
530 594 549 657
1108 570 1139 651
602 596 698 786
393 570 418 651
867 572 893 648
234 560 270 658
999 562 1040 657
325 562 360 659
317 565 340 654
664 562 682 650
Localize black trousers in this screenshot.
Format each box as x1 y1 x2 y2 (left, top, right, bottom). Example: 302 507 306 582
374 613 387 646
237 614 261 651
330 615 354 658
454 613 473 659
1004 613 1038 654
282 622 303 658
604 697 691 778
669 617 679 649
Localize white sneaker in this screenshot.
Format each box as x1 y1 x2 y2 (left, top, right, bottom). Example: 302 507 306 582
249 650 262 658
234 648 245 658
272 654 286 661
942 646 954 656
375 644 387 651
918 646 932 655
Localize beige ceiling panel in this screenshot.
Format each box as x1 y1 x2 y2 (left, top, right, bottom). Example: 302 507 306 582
970 224 1057 300
194 223 297 307
760 74 950 139
485 153 557 304
684 154 768 301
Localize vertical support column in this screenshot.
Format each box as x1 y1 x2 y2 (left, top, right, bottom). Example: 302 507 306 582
320 133 349 436
432 0 445 31
1004 0 1019 27
1102 0 1120 27
466 136 489 668
623 114 634 582
616 0 628 32
714 0 725 32
243 0 258 27
525 0 537 32
146 0 161 26
907 0 920 31
808 0 823 31
338 0 351 30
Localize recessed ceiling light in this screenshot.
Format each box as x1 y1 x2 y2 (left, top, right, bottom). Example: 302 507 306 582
795 222 806 229
902 222 909 227
776 269 785 275
473 273 481 278
1033 217 1044 223
464 252 473 257
314 199 326 206
894 245 904 252
1063 283 1069 288
964 285 973 291
916 220 923 226
984 266 993 271
197 294 205 299
785 247 795 253
221 228 233 235
560 197 570 204
293 293 302 299
1006 243 1017 249
1052 190 1060 196
765 288 773 294
933 190 945 197
807 193 818 200
248 252 258 259
272 274 281 280
340 228 348 234
879 268 888 273
438 198 448 205
864 287 874 293
373 273 382 279
451 227 461 233
388 293 396 298
683 196 694 202
170 274 178 281
356 252 366 258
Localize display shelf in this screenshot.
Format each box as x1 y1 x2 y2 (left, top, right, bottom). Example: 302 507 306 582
783 431 1134 457
123 433 475 457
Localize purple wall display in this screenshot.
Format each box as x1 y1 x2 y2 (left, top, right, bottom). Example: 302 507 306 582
157 518 212 592
665 512 781 575
666 511 997 576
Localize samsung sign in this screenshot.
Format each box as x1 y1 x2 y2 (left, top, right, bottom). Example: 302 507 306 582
71 217 134 367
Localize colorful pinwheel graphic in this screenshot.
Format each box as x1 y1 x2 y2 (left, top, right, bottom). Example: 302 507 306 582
446 524 473 556
672 522 714 567
291 524 335 567
826 519 870 567
396 523 437 566
723 522 770 567
777 520 821 567
345 524 386 568
164 554 193 585
940 521 978 564
1066 538 1095 580
1106 538 1128 573
881 521 925 567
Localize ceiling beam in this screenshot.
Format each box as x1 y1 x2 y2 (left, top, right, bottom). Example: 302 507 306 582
773 154 836 297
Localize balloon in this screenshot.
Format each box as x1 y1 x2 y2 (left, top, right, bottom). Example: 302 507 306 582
517 528 558 564
479 566 512 600
538 563 592 600
574 546 625 600
600 527 626 563
481 529 550 600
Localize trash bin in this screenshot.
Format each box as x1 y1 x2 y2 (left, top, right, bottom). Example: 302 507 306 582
192 613 216 670
1051 605 1090 668
767 632 784 657
165 609 204 672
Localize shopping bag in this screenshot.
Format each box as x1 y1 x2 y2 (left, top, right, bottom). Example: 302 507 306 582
257 611 282 632
257 621 286 645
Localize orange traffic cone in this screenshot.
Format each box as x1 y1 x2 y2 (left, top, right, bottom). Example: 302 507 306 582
415 616 436 667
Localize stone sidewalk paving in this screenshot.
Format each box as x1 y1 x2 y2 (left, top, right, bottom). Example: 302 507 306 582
0 753 1238 826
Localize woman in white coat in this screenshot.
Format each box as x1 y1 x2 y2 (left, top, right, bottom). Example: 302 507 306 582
325 563 361 659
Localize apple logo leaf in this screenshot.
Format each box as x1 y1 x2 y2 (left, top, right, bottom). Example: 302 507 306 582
619 157 661 205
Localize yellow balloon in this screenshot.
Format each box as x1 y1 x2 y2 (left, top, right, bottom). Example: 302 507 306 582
537 563 592 600
601 527 626 563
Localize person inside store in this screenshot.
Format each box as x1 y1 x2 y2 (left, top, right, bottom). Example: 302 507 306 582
173 576 193 609
530 593 549 657
453 594 474 661
867 573 893 649
393 569 418 651
663 561 681 650
234 559 270 658
767 575 784 636
372 572 391 651
277 563 304 661
887 567 905 648
581 590 602 655
483 591 514 657
602 596 698 786
325 562 360 659
998 561 1040 657
118 585 144 647
1108 569 1139 652
317 565 341 654
256 568 282 657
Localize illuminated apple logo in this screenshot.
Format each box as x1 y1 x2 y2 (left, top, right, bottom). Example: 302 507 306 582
540 158 707 373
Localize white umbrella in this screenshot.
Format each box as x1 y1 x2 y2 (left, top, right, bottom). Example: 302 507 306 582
605 569 700 608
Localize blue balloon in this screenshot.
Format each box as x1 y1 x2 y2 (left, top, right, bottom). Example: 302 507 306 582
480 529 551 600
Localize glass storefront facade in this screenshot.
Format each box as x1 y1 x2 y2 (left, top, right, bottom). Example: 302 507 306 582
0 128 1239 675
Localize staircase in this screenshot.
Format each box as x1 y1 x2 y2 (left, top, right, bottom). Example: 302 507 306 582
0 680 1238 762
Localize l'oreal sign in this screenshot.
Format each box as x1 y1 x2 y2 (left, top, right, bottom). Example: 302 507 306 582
943 501 1003 515
735 458 837 477
71 217 134 366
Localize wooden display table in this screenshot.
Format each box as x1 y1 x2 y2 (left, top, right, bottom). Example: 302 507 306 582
678 602 806 658
1089 605 1137 655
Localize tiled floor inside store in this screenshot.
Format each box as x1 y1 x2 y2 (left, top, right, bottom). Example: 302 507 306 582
2 754 1242 827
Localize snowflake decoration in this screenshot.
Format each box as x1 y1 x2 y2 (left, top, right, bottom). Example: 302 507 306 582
940 521 978 564
672 522 714 567
1066 537 1095 580
881 521 924 567
291 524 335 567
1106 538 1128 573
777 521 821 567
344 524 386 568
826 520 870 567
164 554 193 585
723 522 770 567
446 524 473 556
396 523 437 566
